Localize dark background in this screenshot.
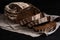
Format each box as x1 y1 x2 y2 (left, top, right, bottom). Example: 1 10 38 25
0 0 60 40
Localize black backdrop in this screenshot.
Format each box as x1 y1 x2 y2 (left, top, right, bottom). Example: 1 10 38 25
0 0 60 40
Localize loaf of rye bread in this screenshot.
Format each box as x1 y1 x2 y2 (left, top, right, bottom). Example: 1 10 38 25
4 2 41 24
4 2 56 33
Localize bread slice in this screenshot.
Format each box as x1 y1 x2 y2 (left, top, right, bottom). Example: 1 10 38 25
33 21 56 32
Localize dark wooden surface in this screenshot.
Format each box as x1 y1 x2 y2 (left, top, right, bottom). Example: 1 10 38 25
0 0 60 40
